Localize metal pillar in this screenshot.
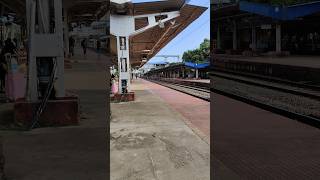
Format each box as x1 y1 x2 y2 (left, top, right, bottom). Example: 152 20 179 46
276 23 281 53
217 23 221 49
232 20 237 50
251 24 257 51
26 0 65 101
63 8 69 58
182 68 185 78
195 69 199 79
116 36 130 93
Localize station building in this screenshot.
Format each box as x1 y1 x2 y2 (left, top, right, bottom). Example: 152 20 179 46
212 0 320 83
144 61 210 79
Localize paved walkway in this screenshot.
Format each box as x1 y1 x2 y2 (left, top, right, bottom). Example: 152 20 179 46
212 92 320 180
1 48 109 179
143 79 210 140
110 79 209 180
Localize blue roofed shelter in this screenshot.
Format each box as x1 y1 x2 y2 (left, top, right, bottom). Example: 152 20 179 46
144 61 210 79
212 1 320 55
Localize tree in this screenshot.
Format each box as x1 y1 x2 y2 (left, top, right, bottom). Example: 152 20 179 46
182 38 210 64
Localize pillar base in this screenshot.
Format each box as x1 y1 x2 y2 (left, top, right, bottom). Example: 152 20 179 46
14 97 79 127
111 92 135 102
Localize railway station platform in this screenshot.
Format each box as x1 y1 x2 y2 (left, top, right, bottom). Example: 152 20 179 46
212 92 320 180
0 48 109 179
213 55 320 84
175 78 210 84
214 54 320 68
110 78 210 180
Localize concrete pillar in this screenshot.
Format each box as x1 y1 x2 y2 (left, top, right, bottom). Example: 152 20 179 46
26 0 37 101
195 69 199 79
26 0 65 101
251 25 257 51
276 23 281 53
233 20 237 50
63 8 69 58
182 68 185 78
54 0 65 98
217 23 221 49
117 36 131 94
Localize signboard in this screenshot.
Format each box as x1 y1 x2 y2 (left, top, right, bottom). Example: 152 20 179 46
120 58 127 72
119 36 126 50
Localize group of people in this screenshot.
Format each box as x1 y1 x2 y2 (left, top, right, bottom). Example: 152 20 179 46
69 37 103 57
0 38 18 93
68 36 88 57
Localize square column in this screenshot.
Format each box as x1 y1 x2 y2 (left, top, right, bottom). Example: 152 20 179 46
232 20 237 50
63 8 69 58
217 23 221 49
276 23 281 53
251 24 257 51
195 69 199 79
26 0 65 101
116 36 131 94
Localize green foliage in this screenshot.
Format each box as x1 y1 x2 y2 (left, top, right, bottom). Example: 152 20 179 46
182 39 210 64
247 0 317 5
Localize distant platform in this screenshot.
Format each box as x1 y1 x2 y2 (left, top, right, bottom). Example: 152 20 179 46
168 78 210 84
182 79 210 84
214 54 320 69
213 54 320 84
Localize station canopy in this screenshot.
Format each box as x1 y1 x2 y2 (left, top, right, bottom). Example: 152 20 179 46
110 0 207 68
213 1 320 21
0 0 108 24
184 61 210 69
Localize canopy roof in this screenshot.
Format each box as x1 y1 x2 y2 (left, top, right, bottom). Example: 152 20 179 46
110 1 207 68
239 1 320 20
213 1 320 21
0 0 108 24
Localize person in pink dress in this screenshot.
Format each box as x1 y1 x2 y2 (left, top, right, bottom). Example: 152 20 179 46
111 74 118 94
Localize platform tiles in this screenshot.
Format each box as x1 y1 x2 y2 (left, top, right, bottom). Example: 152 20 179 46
212 92 320 180
2 48 109 179
111 79 210 180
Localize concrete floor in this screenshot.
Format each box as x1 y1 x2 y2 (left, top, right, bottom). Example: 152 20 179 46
111 79 210 180
0 48 109 180
212 91 320 180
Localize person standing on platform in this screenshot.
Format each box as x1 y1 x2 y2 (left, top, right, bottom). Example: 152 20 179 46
2 38 15 55
111 74 117 94
81 39 87 56
0 58 7 92
69 36 75 57
0 38 15 93
96 40 101 53
13 38 18 50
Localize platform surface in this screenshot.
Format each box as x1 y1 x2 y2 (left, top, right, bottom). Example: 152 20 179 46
215 54 320 68
1 48 109 180
212 90 320 180
111 78 210 180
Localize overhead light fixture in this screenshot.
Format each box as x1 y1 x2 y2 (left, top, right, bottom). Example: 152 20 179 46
141 49 151 53
159 21 165 29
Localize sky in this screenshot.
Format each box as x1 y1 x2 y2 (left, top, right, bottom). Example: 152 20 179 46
132 0 210 64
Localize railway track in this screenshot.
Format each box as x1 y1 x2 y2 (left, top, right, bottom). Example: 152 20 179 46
211 68 320 98
145 78 210 102
210 69 320 127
